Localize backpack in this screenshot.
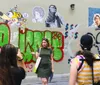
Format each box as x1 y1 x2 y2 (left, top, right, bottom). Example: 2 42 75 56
79 56 100 85
68 55 84 71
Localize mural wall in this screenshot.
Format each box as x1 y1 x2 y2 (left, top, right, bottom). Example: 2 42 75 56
0 0 100 74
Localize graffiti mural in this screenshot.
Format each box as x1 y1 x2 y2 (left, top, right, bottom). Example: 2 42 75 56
65 23 79 39
0 23 64 72
11 31 18 43
19 28 64 63
87 32 100 54
64 23 79 61
0 23 10 46
25 62 34 72
0 5 28 28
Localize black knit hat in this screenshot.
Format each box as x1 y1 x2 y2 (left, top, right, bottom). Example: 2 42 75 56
80 34 93 50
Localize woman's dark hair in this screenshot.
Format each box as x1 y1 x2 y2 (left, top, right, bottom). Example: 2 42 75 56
79 34 95 67
41 38 50 47
0 44 17 85
0 44 18 67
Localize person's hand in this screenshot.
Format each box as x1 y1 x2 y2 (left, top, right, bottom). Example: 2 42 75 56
31 52 35 55
52 68 54 73
17 49 23 59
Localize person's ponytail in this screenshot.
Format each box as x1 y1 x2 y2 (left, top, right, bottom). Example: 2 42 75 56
83 49 95 68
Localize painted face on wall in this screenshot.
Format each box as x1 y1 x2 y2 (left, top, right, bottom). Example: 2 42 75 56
94 15 100 25
32 6 45 23
49 5 56 13
7 12 13 18
42 40 48 48
35 11 41 19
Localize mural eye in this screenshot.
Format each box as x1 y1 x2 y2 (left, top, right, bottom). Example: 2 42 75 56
7 12 13 18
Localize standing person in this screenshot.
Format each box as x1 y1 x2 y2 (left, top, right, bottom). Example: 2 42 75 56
69 34 100 85
0 44 26 85
36 38 54 85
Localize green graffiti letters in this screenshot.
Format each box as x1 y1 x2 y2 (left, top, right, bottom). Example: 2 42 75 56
0 23 64 63
19 29 64 63
0 23 10 46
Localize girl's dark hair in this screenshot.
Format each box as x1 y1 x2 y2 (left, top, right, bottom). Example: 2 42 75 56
0 44 17 85
0 44 18 67
41 38 50 47
83 50 95 67
79 34 95 67
75 50 83 56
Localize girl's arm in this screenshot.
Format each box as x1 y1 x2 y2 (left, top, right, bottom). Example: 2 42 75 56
17 49 26 71
35 51 39 59
51 53 54 72
69 60 78 85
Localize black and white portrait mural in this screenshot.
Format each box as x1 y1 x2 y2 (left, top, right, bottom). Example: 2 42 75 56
45 5 65 28
32 6 45 23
